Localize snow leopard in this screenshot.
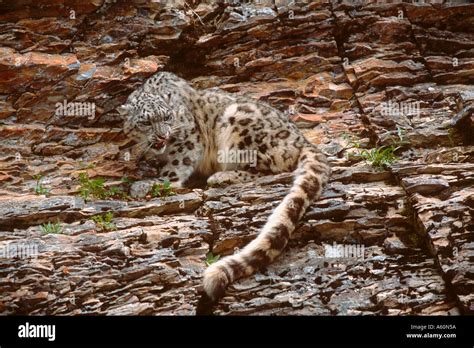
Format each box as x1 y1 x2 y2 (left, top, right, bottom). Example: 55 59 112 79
118 71 331 302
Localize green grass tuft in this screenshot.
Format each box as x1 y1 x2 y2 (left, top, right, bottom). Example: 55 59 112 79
346 126 409 170
90 211 116 231
205 252 220 266
150 180 176 198
40 220 62 234
33 174 51 196
78 172 127 201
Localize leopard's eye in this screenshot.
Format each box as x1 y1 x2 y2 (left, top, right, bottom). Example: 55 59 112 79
140 119 152 127
164 115 171 121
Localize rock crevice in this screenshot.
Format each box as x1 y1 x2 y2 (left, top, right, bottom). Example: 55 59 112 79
0 1 472 315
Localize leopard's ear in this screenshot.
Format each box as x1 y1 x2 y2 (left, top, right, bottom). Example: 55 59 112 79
117 104 133 116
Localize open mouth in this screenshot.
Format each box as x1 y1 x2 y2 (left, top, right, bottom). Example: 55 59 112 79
154 136 167 150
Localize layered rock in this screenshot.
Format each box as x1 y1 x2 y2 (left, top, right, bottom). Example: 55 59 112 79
0 0 473 315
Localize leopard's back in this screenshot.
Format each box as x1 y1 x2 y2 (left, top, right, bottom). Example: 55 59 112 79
120 72 331 302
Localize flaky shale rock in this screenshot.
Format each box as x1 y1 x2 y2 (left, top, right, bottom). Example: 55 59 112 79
0 1 472 315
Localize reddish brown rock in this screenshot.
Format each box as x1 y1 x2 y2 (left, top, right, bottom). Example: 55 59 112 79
0 0 472 316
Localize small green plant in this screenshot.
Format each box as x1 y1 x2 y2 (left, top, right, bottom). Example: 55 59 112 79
33 174 51 196
40 220 62 234
346 127 409 170
205 252 220 266
78 172 106 200
106 186 129 200
91 212 116 231
104 186 121 198
78 172 126 201
356 146 399 170
150 180 176 198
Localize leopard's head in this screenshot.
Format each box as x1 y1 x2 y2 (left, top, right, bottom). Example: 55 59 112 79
118 92 176 155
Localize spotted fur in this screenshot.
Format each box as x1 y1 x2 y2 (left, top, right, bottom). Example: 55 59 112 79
119 71 331 301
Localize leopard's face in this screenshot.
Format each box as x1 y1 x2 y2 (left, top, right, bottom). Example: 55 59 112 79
118 92 176 155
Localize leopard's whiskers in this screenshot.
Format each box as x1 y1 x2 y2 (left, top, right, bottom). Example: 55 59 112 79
137 141 154 161
170 122 189 131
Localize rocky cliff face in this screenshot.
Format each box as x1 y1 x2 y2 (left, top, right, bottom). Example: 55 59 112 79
0 0 473 315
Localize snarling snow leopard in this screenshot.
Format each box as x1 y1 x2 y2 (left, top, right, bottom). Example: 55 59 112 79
118 71 331 302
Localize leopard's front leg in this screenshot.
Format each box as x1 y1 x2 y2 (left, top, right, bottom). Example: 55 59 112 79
207 170 264 187
129 141 202 198
159 138 205 187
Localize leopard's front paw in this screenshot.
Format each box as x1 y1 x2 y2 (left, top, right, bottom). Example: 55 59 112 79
207 172 241 187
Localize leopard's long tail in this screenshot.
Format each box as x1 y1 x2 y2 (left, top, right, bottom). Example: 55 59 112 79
202 145 331 300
